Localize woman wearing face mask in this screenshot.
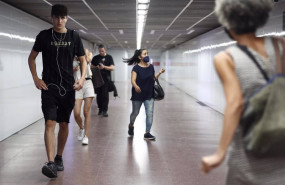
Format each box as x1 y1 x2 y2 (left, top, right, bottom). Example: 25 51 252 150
124 49 165 140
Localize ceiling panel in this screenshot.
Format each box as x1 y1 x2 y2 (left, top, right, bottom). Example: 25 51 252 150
1 0 221 51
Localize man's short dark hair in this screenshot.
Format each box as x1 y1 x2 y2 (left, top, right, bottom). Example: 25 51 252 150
51 4 68 17
98 44 105 49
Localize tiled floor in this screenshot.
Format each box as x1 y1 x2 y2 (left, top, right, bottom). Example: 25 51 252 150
0 80 227 185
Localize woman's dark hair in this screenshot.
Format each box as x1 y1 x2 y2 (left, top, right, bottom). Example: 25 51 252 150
123 49 146 65
51 4 68 17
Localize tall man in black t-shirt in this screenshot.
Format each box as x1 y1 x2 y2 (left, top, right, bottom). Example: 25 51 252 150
91 44 115 117
28 4 87 178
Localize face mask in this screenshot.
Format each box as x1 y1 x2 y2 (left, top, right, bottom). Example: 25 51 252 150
143 56 150 63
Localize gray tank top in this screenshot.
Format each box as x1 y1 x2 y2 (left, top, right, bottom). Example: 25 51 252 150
226 37 278 98
225 37 285 185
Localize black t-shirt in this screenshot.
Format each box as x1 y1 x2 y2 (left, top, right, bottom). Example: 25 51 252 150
32 28 85 91
91 54 114 81
131 64 155 101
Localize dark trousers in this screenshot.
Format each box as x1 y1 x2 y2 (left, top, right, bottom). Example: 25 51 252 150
95 82 109 112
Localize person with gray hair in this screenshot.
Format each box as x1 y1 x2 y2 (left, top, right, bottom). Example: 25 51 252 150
201 0 285 184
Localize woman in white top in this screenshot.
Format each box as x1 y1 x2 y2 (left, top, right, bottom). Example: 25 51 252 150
73 49 95 145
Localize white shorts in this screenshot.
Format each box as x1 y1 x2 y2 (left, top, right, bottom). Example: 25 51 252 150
75 79 95 99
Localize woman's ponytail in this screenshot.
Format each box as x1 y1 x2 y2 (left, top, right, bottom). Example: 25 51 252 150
123 49 144 65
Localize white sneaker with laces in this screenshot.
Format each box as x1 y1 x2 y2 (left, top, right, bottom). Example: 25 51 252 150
82 136 89 145
78 129 85 140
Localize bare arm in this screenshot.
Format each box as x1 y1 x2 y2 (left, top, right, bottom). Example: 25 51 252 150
99 64 114 71
28 50 47 90
131 71 141 93
201 51 243 173
73 55 87 90
155 68 165 79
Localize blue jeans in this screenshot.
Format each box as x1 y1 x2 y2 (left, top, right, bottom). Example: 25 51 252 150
130 98 154 132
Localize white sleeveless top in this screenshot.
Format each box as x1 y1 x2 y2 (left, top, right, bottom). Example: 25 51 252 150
73 61 92 81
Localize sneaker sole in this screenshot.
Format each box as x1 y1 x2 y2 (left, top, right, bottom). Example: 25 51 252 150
56 165 64 171
42 165 57 178
144 137 156 140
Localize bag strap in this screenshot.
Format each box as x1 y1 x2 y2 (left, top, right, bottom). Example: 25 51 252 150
272 37 285 74
237 44 269 81
154 77 160 85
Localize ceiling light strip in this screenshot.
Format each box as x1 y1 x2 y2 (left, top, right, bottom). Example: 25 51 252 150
150 33 163 49
42 0 52 6
136 0 150 49
186 11 215 31
110 33 118 42
0 32 35 42
183 31 285 54
92 33 103 41
111 33 125 49
82 0 109 31
68 16 88 30
163 33 182 47
165 0 194 31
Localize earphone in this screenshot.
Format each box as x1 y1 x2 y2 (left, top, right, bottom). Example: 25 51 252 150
47 29 67 96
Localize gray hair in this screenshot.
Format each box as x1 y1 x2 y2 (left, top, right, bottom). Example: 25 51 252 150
215 0 273 34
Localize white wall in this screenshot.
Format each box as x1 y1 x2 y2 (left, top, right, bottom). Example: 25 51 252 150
106 49 129 82
161 2 285 113
0 2 93 141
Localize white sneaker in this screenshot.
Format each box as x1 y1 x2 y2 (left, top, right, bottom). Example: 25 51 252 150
82 136 89 145
78 129 85 140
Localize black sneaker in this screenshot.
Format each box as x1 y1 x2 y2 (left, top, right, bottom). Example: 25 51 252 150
98 109 103 115
42 162 57 178
54 156 64 171
144 132 156 140
103 111 108 117
128 124 134 136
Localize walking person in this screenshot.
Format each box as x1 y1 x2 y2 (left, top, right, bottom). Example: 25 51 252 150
28 4 86 178
91 44 114 117
73 49 95 145
201 0 285 184
124 49 165 140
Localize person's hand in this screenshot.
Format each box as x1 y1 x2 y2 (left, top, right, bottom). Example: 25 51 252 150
134 85 141 93
34 77 48 90
73 66 80 72
160 68 165 74
98 63 105 70
201 153 225 174
90 64 95 69
73 78 84 90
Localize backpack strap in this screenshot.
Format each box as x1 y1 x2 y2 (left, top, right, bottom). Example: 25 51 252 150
237 44 269 81
272 37 285 74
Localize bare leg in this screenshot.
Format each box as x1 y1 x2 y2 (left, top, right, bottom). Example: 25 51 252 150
57 122 69 156
73 99 83 129
44 120 57 161
83 97 93 137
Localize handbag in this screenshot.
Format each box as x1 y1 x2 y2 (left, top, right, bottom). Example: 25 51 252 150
153 78 165 101
238 38 285 157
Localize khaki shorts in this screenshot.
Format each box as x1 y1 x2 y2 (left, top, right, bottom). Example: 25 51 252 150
75 79 95 99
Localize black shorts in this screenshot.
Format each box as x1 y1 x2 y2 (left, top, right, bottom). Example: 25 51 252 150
41 89 75 123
